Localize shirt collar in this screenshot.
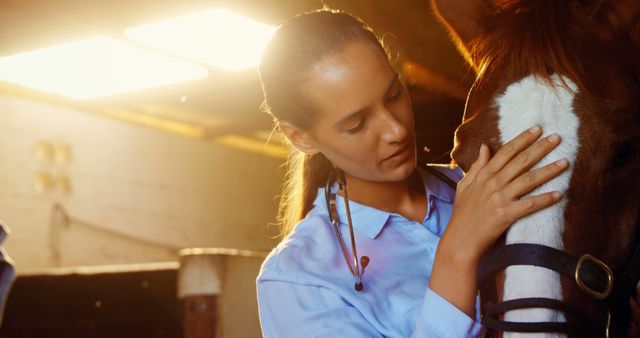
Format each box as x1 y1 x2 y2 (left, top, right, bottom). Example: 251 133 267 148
418 165 456 203
312 166 455 239
313 184 390 239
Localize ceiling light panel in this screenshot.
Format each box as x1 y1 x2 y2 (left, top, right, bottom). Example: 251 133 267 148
125 9 275 71
0 36 208 99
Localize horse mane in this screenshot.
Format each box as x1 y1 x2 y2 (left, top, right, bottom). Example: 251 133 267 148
468 0 624 94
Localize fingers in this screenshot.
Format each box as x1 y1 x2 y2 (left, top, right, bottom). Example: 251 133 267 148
463 144 490 184
496 133 562 185
503 191 563 223
483 126 543 175
503 158 569 198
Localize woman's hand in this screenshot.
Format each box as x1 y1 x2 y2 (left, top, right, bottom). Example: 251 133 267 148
444 125 568 261
430 126 568 317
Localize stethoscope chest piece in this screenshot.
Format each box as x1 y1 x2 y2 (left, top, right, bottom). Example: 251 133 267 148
325 168 370 292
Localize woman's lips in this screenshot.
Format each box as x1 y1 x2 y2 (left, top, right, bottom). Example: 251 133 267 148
382 141 411 163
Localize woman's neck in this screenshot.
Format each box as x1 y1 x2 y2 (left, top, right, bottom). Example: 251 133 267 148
341 169 427 223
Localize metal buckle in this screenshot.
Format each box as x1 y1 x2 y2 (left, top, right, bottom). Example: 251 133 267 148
574 254 613 300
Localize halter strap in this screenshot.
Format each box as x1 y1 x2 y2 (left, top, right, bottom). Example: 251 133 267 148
483 298 597 336
419 162 639 336
478 244 615 297
478 243 637 337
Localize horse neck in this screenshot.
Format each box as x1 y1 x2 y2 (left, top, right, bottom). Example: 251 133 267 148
494 74 581 338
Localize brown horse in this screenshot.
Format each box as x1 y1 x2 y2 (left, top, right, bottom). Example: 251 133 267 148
432 0 640 337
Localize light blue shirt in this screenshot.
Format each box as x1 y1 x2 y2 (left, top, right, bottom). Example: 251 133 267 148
257 165 485 337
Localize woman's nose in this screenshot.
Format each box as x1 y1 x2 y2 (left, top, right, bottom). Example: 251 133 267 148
380 110 408 143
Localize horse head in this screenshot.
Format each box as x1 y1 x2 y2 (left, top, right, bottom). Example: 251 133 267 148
433 0 640 336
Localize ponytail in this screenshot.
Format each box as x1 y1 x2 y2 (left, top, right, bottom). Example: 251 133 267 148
277 149 332 237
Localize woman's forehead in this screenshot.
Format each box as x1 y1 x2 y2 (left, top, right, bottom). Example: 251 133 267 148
303 41 395 122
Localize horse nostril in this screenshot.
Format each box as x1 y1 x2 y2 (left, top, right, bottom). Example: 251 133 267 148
451 145 476 172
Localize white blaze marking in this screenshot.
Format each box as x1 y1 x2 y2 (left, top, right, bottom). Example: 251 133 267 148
495 74 580 338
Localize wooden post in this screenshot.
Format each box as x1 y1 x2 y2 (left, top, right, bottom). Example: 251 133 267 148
178 251 223 338
177 248 268 338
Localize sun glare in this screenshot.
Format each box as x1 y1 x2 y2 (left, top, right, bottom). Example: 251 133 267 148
125 9 276 71
0 36 209 99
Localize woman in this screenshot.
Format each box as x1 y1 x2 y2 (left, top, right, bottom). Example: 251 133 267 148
256 9 567 337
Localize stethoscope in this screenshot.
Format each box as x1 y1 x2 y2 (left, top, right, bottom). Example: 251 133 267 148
324 165 458 293
324 168 370 292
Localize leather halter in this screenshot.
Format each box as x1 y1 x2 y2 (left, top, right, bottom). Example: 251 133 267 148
478 243 640 337
425 164 640 337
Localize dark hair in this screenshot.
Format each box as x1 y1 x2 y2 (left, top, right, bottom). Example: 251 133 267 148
258 8 388 236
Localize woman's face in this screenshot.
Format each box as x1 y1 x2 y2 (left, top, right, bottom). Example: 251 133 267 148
301 40 416 183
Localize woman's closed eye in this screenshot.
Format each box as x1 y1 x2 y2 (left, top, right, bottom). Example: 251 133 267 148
346 119 366 134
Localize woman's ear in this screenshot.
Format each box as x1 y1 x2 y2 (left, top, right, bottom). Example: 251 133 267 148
278 121 320 155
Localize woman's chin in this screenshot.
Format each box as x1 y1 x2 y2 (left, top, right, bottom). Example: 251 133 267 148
384 154 417 181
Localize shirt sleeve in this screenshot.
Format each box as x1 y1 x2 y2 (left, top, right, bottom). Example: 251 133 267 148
257 279 383 338
412 287 485 338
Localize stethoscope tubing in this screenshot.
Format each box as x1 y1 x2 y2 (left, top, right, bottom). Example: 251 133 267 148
325 168 367 291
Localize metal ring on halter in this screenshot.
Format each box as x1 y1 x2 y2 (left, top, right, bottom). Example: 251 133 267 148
325 168 370 292
575 253 613 300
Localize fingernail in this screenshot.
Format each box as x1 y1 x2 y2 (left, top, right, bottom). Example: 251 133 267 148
552 191 562 199
555 158 568 167
547 134 560 142
529 125 541 133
